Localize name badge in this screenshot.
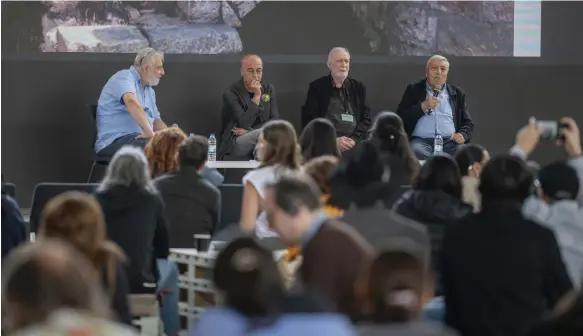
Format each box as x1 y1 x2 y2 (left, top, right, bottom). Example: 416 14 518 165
341 113 354 122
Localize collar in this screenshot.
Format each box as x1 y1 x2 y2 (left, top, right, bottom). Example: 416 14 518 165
425 80 447 93
300 211 328 248
329 73 349 89
130 66 146 88
179 166 202 178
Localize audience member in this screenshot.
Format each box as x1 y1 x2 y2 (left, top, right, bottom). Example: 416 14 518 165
369 111 420 184
193 237 354 336
264 172 373 320
94 145 179 336
441 155 573 336
1 177 27 259
2 240 138 335
328 142 429 251
510 117 583 287
357 249 458 336
38 191 131 324
530 280 583 336
395 154 472 295
240 120 302 238
145 126 224 186
303 155 343 217
154 134 221 247
454 143 490 212
299 118 341 162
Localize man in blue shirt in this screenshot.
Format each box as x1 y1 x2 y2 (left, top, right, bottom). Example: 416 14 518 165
397 55 474 159
96 47 168 158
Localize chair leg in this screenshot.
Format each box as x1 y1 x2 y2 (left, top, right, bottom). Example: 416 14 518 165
87 161 97 183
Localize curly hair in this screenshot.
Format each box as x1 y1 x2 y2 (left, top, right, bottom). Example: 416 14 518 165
144 127 187 177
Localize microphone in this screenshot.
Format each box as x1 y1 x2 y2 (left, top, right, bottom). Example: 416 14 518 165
427 86 441 115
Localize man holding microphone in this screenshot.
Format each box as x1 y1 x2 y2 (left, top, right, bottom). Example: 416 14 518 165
397 55 474 159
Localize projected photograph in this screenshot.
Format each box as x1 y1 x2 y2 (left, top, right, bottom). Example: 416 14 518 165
2 1 541 56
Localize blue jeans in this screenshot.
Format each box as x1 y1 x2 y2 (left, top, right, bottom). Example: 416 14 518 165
411 137 459 160
97 133 149 159
157 259 180 334
423 296 445 322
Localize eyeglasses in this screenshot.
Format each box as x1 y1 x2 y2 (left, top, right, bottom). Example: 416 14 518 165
137 48 155 66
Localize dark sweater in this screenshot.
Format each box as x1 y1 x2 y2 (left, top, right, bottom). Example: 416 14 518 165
441 203 573 336
102 263 132 325
1 193 27 259
299 220 373 319
95 185 169 294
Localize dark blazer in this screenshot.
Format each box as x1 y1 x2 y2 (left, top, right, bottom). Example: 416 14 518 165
153 168 221 247
219 79 279 158
301 74 372 141
441 203 573 336
95 185 169 294
397 79 474 142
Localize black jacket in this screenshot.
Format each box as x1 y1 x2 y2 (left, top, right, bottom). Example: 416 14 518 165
95 185 169 294
397 79 474 142
301 74 372 141
395 190 473 295
154 168 221 247
219 79 279 158
1 193 27 259
441 202 573 336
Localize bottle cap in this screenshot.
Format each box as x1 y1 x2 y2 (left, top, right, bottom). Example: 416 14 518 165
210 133 215 136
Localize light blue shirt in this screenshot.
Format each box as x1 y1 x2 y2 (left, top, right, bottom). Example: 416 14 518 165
301 212 329 248
95 66 161 152
412 83 456 139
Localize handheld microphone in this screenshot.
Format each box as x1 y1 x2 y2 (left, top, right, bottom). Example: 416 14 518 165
427 86 441 115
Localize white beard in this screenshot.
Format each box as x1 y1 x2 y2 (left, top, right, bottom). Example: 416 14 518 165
148 77 160 87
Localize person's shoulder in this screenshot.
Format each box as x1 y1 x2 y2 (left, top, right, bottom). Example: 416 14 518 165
320 219 373 252
446 82 465 95
347 77 366 89
109 68 134 82
308 75 330 87
224 80 243 94
243 165 277 183
1 193 19 210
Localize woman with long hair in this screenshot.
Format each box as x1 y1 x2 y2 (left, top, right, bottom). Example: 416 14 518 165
299 118 341 162
39 191 131 324
303 155 343 217
369 111 420 184
357 249 458 335
239 120 302 238
454 144 490 212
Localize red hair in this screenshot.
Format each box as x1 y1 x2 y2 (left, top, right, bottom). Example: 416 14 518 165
144 127 187 177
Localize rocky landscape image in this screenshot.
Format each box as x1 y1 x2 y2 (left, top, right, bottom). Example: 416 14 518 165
2 1 535 56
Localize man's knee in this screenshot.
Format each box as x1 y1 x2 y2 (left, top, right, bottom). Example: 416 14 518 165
411 139 432 160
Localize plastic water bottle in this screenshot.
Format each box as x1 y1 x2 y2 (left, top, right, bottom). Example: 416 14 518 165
434 135 443 154
208 133 217 162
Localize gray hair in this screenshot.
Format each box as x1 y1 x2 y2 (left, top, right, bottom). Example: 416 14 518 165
426 55 449 69
327 47 350 64
133 47 164 68
98 145 155 193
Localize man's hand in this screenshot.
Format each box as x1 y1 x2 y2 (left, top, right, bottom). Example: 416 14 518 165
337 136 355 152
450 133 465 144
250 80 262 96
232 128 249 136
421 96 439 112
558 117 582 157
515 117 542 155
136 130 155 139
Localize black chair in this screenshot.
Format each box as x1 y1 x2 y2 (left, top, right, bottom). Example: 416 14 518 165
2 183 16 198
87 104 110 182
29 183 99 233
216 183 244 233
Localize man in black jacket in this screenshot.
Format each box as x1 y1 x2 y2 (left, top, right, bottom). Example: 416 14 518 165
397 55 474 159
218 54 279 160
301 47 372 153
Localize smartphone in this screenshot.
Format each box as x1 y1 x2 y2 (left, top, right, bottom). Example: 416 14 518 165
536 120 567 140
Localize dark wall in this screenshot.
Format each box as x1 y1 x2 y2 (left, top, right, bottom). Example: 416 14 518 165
3 2 583 206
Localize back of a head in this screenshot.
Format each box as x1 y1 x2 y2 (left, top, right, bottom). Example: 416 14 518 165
454 144 486 176
144 126 187 176
99 145 152 191
538 161 580 202
260 120 302 170
2 240 109 332
39 191 125 271
414 154 462 199
479 155 534 205
270 171 323 214
299 118 341 161
213 237 284 318
303 155 339 195
179 134 209 170
366 249 426 323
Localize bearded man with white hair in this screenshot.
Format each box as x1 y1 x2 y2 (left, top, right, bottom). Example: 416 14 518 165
397 55 474 159
95 47 168 158
301 47 372 153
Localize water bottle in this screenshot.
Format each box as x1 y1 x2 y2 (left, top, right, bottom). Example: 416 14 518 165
208 133 217 162
434 135 443 154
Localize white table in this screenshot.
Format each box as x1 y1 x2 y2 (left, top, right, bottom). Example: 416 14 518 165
206 160 259 169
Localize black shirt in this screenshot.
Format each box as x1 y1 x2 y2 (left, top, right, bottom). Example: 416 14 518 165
326 87 356 137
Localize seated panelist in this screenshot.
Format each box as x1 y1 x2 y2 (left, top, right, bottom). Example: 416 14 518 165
218 54 279 160
301 47 372 154
397 55 474 159
95 48 168 158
